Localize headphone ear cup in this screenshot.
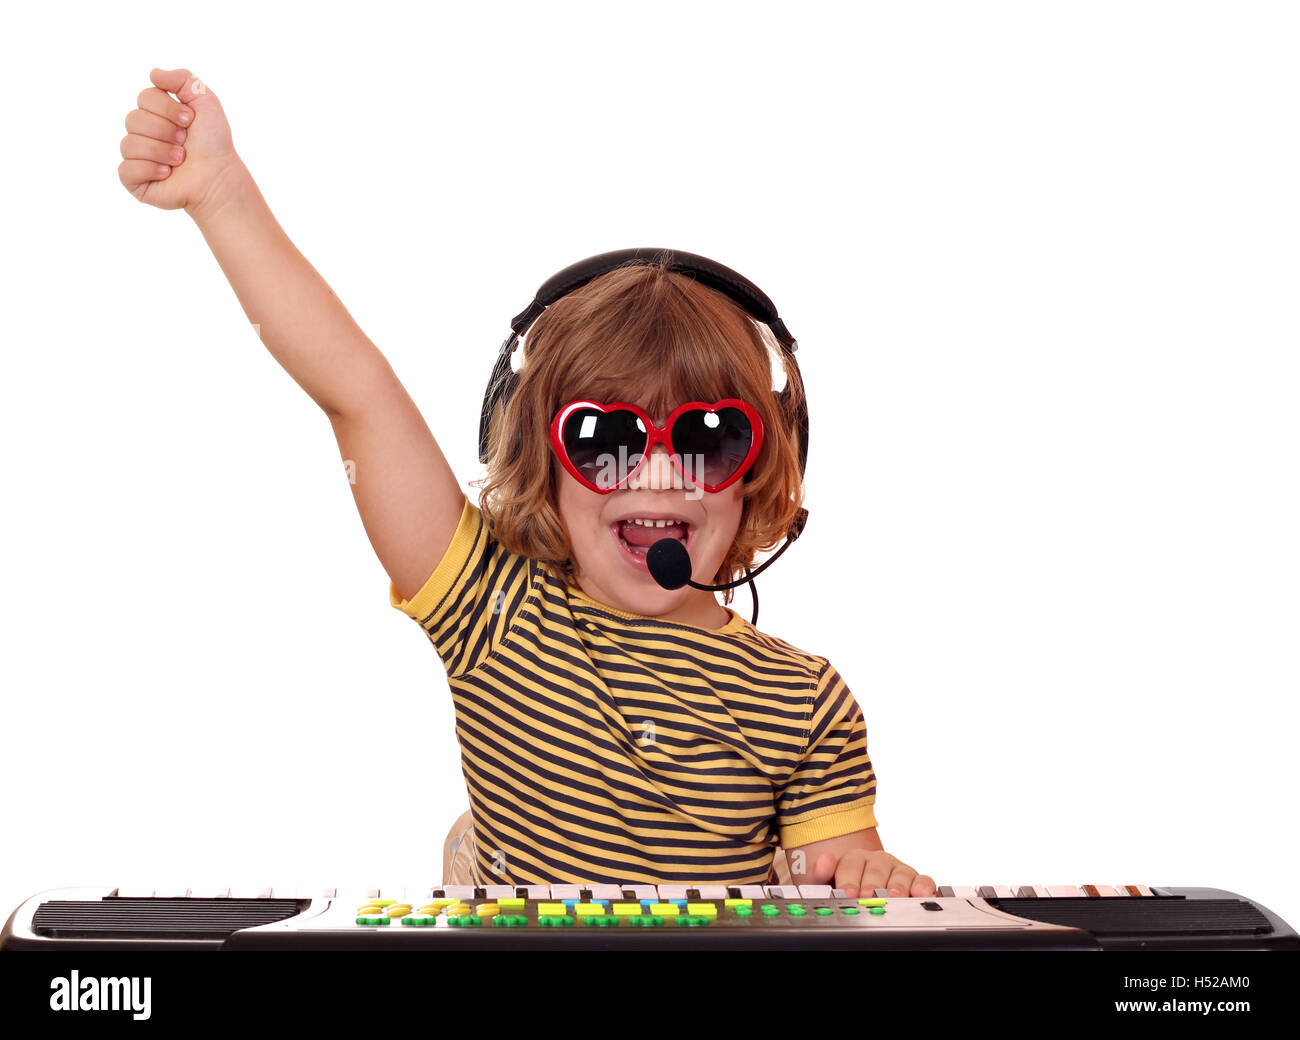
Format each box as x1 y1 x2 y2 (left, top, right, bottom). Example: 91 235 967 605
482 370 521 466
479 335 521 465
773 384 809 480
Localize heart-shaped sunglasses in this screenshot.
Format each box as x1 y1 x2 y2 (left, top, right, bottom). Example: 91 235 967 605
550 399 764 494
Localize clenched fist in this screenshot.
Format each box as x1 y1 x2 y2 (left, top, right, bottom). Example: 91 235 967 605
118 67 241 218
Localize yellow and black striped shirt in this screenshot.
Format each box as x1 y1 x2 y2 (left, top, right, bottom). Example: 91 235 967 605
389 493 877 885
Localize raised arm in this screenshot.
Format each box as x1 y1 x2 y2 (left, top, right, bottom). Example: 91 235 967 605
119 67 463 601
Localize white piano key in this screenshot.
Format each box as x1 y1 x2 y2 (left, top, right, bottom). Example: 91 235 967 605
952 886 980 899
1117 883 1154 897
440 886 476 900
695 886 730 900
994 885 1015 898
188 888 230 899
1047 885 1082 897
766 886 801 899
548 885 583 900
1082 884 1118 897
483 886 516 899
229 887 270 900
117 885 154 898
656 885 688 901
738 886 767 900
797 885 834 899
153 886 191 898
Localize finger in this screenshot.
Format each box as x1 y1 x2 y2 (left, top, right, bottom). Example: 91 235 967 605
858 855 895 896
117 159 172 200
832 850 870 897
120 132 185 168
125 107 188 145
150 67 208 106
136 86 193 129
884 863 917 897
801 851 838 885
910 874 938 898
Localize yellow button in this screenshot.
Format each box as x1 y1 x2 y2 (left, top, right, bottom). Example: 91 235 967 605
724 898 752 908
612 903 642 915
649 903 680 917
371 900 396 907
575 904 605 917
475 904 500 918
356 904 383 915
446 904 472 916
498 898 526 908
416 905 441 915
537 903 566 916
858 898 887 907
386 905 412 918
686 903 718 917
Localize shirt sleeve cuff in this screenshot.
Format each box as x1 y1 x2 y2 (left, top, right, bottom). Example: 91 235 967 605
388 492 476 620
778 799 878 850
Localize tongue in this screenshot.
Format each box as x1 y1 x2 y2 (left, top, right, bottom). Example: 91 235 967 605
620 520 687 548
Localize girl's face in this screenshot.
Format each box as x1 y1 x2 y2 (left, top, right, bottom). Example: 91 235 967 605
555 425 744 629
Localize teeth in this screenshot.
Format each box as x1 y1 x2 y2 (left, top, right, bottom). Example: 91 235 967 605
625 518 682 527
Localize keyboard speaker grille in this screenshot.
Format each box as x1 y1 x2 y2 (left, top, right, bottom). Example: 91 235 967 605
988 897 1271 937
33 898 308 939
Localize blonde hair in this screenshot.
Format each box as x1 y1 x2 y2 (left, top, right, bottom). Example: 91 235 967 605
472 256 806 604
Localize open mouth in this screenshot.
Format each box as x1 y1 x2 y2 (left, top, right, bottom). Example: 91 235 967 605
610 517 694 572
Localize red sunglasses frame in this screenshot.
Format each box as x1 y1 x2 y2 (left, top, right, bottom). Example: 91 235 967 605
550 398 765 494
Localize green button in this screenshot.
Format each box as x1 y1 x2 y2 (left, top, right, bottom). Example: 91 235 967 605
816 907 833 915
788 906 807 916
761 905 780 915
735 907 753 917
842 907 860 915
870 907 886 915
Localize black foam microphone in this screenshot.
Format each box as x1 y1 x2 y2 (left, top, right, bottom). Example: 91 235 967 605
644 508 809 626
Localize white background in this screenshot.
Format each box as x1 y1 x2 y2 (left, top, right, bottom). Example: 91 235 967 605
2 0 1296 935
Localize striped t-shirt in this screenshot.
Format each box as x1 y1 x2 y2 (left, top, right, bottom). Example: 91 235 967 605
389 492 877 885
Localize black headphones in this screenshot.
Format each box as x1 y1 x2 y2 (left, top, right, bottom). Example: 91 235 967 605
476 248 810 621
479 246 808 478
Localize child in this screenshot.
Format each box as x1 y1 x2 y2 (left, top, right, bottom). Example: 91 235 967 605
119 67 936 899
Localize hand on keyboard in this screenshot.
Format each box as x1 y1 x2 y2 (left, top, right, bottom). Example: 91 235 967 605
806 849 937 899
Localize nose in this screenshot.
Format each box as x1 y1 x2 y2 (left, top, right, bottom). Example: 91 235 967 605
627 442 682 491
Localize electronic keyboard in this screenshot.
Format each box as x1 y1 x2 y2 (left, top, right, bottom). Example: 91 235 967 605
5 883 1297 951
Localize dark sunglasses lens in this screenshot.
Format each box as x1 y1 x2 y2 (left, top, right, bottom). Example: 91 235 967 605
561 408 647 489
672 407 754 486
